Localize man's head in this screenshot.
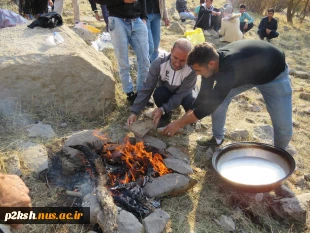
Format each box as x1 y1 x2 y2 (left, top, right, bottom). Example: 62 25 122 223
187 42 219 78
239 4 246 14
267 8 274 18
170 38 193 70
205 0 213 8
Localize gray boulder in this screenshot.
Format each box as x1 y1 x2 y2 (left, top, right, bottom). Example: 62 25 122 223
0 24 115 119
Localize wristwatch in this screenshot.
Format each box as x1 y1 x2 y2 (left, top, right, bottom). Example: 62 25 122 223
160 107 165 115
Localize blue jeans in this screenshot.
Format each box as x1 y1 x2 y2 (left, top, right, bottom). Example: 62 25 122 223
147 13 161 62
108 16 150 93
179 12 195 20
211 67 292 149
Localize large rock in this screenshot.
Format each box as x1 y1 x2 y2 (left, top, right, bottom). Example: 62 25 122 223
142 209 170 233
18 141 48 174
0 24 115 119
143 173 197 198
117 210 145 233
272 193 310 223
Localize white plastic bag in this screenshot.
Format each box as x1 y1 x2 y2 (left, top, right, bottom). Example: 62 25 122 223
92 32 114 51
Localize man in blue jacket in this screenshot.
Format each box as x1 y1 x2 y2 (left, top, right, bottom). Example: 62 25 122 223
239 4 254 34
98 0 150 105
257 8 279 42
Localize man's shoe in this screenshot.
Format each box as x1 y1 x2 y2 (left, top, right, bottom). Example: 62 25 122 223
127 92 137 106
260 37 264 40
209 29 219 38
204 30 212 36
196 136 224 149
266 38 271 43
181 19 186 23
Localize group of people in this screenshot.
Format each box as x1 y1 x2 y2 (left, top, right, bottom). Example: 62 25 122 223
174 0 279 43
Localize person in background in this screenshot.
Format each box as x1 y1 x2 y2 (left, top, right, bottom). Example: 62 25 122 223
176 0 195 22
127 39 197 128
239 4 254 34
54 0 80 23
195 0 221 37
99 0 149 106
194 0 205 18
257 8 279 42
147 0 170 63
23 0 52 19
88 0 109 31
219 4 242 43
0 173 32 229
164 40 292 151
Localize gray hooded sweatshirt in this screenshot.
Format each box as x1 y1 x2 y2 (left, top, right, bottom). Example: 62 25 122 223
131 54 197 115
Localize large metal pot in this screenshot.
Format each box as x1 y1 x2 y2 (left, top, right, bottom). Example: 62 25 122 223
212 142 296 193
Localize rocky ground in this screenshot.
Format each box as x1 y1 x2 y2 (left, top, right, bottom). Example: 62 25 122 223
1 0 310 232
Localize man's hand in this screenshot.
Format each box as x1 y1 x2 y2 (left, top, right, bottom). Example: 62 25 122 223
124 0 137 3
243 23 248 30
142 19 146 24
266 28 271 34
152 108 163 126
212 11 221 16
0 174 31 229
163 120 183 137
24 14 30 20
127 114 137 126
163 18 170 26
48 0 53 6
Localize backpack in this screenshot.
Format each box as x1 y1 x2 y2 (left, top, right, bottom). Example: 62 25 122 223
27 12 63 29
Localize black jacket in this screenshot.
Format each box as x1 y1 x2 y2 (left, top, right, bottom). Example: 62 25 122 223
94 0 147 20
195 5 221 30
258 16 278 32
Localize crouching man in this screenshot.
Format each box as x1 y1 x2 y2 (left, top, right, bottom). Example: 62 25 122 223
164 40 293 150
127 38 198 128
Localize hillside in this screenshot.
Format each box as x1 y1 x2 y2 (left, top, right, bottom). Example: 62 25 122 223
1 0 310 232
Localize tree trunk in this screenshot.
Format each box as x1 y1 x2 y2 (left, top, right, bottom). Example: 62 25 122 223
287 0 303 23
287 0 294 23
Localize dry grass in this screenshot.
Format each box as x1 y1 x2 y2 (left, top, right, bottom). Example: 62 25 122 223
1 0 310 232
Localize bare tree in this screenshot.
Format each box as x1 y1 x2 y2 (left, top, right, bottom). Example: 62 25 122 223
287 0 303 23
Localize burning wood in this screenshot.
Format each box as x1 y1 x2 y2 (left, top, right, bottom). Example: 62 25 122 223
71 138 172 226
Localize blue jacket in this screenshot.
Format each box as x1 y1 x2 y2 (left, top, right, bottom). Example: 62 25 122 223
239 12 254 24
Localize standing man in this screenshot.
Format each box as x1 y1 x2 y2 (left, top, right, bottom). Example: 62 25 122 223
146 0 170 62
54 0 80 23
127 39 197 127
257 8 279 42
164 40 292 150
239 4 254 34
97 0 150 105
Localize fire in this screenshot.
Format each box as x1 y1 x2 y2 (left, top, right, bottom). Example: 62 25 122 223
107 140 171 186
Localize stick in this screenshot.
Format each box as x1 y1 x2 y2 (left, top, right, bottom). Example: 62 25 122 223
95 157 118 233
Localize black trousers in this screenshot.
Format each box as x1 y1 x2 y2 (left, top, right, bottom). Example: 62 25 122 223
240 22 253 33
257 29 279 39
153 86 198 113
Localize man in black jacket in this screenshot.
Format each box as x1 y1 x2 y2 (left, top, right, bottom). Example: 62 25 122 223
195 0 221 37
257 8 279 42
163 40 292 150
98 0 150 105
